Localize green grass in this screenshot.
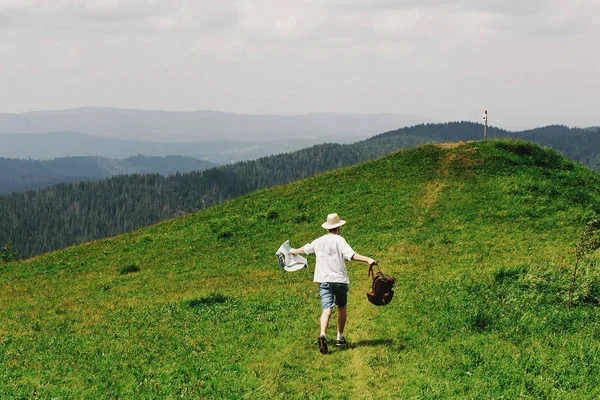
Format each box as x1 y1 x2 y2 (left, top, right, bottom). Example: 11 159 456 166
3 139 600 398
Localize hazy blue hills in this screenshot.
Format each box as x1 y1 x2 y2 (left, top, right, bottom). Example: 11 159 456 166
0 131 324 164
0 155 215 194
0 107 432 142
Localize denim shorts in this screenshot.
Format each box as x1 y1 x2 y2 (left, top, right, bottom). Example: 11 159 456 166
319 282 349 310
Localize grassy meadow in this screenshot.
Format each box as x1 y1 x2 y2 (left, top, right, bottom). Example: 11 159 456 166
3 139 600 398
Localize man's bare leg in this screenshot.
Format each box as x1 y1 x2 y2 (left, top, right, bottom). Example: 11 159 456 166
320 308 332 337
318 308 332 354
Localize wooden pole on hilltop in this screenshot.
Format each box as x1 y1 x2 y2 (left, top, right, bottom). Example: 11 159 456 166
483 110 488 142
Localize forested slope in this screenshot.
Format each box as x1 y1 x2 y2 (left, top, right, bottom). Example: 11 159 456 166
0 155 215 194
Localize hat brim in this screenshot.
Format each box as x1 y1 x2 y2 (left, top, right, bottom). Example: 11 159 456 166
321 220 346 229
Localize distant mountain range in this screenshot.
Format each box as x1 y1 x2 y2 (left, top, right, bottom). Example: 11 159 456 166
0 131 322 163
0 155 215 194
0 107 433 142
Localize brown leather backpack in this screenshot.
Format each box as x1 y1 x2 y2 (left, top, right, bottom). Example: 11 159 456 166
367 265 396 306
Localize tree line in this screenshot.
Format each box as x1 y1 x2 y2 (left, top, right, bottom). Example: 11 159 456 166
0 154 215 194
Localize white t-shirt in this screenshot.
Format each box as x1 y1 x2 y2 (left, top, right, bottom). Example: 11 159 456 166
304 233 356 284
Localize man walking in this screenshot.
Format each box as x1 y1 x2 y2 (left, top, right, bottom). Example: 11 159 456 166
290 213 377 354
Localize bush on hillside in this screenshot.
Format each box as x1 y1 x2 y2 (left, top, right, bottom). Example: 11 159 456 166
569 215 600 307
120 264 140 275
495 141 571 170
187 293 230 307
493 265 527 284
571 265 600 305
1 240 17 263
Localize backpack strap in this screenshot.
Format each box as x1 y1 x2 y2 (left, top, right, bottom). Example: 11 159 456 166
368 264 381 280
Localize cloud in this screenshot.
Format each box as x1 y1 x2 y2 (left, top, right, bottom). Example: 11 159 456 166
330 0 547 15
237 0 331 40
371 7 494 40
0 0 35 11
332 0 599 36
0 0 239 32
3 0 597 40
485 0 600 38
145 1 239 32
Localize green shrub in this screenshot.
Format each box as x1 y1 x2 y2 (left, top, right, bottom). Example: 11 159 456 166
571 265 600 305
119 264 140 275
470 309 492 332
569 215 600 306
1 240 17 263
217 231 233 239
187 293 230 307
493 265 527 284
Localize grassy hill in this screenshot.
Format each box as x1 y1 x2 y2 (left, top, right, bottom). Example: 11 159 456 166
3 139 600 398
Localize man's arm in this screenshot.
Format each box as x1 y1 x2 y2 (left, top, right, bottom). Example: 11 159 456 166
289 246 305 255
352 253 377 266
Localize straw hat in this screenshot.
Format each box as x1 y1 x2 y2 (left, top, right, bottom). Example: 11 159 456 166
321 213 346 230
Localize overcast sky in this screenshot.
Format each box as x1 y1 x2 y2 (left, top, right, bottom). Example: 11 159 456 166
1 0 598 128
